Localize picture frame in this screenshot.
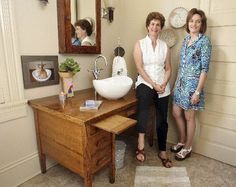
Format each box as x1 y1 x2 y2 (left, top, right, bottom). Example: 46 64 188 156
21 55 59 89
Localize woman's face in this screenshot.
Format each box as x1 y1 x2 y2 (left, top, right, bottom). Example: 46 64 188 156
147 19 162 37
188 14 202 34
75 26 86 39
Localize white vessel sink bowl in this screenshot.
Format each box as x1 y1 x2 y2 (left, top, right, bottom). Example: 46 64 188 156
93 76 133 100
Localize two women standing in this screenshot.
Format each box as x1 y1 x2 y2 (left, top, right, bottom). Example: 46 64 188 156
134 8 212 166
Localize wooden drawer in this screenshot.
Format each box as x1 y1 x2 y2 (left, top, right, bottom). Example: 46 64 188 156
87 129 111 173
38 111 84 154
118 105 137 117
41 136 84 176
89 130 111 156
91 145 111 174
126 105 137 116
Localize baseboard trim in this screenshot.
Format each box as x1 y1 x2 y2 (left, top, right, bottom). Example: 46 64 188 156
0 152 56 187
194 139 236 167
0 152 38 174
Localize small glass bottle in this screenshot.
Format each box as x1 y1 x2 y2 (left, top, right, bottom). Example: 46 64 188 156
59 91 66 105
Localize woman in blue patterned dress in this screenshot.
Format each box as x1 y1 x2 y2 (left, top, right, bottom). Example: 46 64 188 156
171 8 212 160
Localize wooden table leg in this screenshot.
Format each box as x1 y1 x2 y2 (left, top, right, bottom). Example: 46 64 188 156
33 109 46 173
39 153 46 173
109 133 115 183
84 174 92 187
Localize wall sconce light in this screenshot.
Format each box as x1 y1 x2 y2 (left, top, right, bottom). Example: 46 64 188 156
102 0 115 23
39 0 48 6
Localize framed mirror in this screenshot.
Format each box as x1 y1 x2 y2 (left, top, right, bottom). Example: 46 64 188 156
57 0 101 54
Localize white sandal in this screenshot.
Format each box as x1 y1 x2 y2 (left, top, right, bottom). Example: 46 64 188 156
170 142 185 153
175 147 192 161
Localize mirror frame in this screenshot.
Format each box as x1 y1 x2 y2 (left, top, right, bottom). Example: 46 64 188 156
57 0 101 54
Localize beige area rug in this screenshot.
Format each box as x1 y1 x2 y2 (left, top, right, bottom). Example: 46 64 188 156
134 166 191 187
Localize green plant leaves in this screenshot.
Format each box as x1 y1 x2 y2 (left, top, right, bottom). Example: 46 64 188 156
59 58 80 74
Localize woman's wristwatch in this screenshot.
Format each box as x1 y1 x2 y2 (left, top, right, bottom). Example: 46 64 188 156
195 90 200 96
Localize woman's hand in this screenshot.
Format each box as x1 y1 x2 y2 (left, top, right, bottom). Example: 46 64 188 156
153 83 165 94
191 92 200 105
160 82 167 92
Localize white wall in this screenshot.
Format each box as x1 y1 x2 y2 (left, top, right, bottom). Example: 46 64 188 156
0 1 201 186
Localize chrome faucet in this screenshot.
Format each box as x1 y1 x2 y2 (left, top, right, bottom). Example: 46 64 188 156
92 54 108 80
88 54 108 100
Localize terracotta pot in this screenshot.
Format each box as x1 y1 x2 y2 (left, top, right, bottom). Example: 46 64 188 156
58 72 73 78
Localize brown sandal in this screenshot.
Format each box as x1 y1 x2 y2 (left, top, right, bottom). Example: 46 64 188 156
135 148 146 162
158 154 172 168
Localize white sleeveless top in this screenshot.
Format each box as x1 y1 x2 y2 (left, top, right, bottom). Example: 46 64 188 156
135 35 170 98
81 36 95 46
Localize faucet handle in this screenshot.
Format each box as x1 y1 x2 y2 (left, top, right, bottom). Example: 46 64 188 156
88 68 99 80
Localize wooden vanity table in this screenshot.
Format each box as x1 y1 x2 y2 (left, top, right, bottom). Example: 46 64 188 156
29 88 138 187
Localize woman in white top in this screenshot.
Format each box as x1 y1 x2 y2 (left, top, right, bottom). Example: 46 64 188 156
75 19 95 46
133 12 172 167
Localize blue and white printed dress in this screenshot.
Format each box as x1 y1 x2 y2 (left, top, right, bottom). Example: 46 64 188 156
173 34 212 110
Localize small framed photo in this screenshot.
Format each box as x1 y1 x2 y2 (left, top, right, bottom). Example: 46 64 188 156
21 55 59 89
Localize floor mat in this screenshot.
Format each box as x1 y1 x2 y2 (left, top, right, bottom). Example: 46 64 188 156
134 166 191 187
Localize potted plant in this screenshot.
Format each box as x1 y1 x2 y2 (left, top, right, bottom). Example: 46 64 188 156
59 58 80 75
58 58 80 97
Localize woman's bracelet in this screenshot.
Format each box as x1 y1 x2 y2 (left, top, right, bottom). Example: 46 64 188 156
195 90 200 96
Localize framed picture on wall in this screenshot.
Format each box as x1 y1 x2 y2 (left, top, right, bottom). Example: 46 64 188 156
21 55 59 89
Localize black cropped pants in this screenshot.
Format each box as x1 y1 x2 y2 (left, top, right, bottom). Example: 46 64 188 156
136 84 169 151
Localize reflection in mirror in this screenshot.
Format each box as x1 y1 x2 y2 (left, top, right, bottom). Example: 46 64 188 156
73 18 95 46
57 0 101 54
71 0 96 46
